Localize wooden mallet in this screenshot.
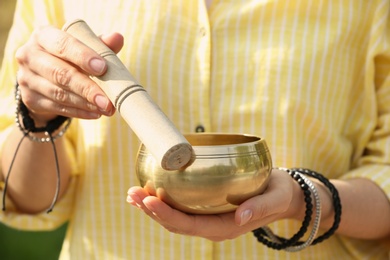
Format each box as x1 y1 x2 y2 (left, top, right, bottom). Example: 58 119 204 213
63 19 194 170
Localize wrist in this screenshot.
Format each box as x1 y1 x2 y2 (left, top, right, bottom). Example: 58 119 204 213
284 172 307 221
252 168 342 251
311 178 336 228
2 81 73 213
28 112 58 128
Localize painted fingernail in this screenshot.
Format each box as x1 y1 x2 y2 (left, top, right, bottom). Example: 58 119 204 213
240 209 252 226
95 95 110 112
89 58 106 74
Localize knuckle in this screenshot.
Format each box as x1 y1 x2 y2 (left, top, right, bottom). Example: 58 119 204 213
15 45 36 68
15 47 28 64
21 92 35 110
16 71 28 86
58 105 71 116
53 88 69 103
54 34 75 57
52 67 74 87
52 102 74 118
16 28 43 64
55 34 91 66
81 84 96 101
256 203 271 219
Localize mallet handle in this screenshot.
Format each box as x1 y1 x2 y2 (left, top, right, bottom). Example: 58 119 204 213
63 19 194 170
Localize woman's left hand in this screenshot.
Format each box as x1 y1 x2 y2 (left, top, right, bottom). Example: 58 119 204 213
127 169 304 241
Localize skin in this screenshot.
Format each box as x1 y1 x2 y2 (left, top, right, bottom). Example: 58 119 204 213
127 172 390 241
1 26 121 213
1 26 390 242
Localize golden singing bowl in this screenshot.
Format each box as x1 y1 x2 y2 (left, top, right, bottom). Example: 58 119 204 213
135 133 272 214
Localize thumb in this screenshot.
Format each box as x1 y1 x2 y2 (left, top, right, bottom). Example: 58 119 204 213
234 169 294 226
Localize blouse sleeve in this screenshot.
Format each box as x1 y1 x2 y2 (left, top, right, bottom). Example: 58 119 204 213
342 7 390 202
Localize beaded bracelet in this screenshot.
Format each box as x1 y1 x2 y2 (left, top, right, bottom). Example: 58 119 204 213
252 168 342 251
15 84 72 142
2 82 71 213
259 170 322 252
291 168 342 245
252 170 314 250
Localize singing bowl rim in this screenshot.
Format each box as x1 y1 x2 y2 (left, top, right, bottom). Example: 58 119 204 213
183 132 262 146
138 133 268 157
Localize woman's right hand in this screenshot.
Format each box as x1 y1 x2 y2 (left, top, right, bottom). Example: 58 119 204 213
15 25 124 125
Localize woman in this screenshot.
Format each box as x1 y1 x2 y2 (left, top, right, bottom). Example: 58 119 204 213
1 0 390 259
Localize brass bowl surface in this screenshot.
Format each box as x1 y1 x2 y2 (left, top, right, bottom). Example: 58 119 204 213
135 133 272 214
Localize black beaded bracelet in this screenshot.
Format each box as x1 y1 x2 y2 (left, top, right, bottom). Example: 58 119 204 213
291 168 342 245
252 168 342 251
15 83 71 142
2 82 71 213
252 170 314 250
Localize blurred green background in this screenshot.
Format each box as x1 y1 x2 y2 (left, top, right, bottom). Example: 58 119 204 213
0 1 67 259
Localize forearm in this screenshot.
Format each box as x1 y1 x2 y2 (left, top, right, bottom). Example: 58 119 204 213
329 178 390 239
1 125 72 214
0 24 120 214
292 177 390 240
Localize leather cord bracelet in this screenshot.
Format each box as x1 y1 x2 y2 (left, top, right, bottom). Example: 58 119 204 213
2 82 71 213
15 85 71 142
252 168 342 251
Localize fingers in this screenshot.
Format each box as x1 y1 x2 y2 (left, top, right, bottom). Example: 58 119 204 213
127 170 297 241
18 72 102 120
17 49 112 116
34 26 108 76
127 187 248 241
130 189 197 235
235 169 294 226
15 25 125 121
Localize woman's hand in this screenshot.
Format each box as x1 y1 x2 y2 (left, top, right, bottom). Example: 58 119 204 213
15 25 124 125
127 169 304 241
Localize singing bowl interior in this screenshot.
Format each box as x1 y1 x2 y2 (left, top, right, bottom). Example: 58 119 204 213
135 133 272 214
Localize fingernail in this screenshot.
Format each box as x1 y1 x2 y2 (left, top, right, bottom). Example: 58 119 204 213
127 193 142 208
240 209 252 226
127 196 140 208
126 195 134 204
84 112 101 119
89 58 106 74
95 95 109 111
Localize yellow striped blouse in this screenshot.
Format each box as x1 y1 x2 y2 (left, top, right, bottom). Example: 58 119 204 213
1 0 390 259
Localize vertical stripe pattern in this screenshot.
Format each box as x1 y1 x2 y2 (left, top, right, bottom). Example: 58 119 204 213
0 0 389 259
